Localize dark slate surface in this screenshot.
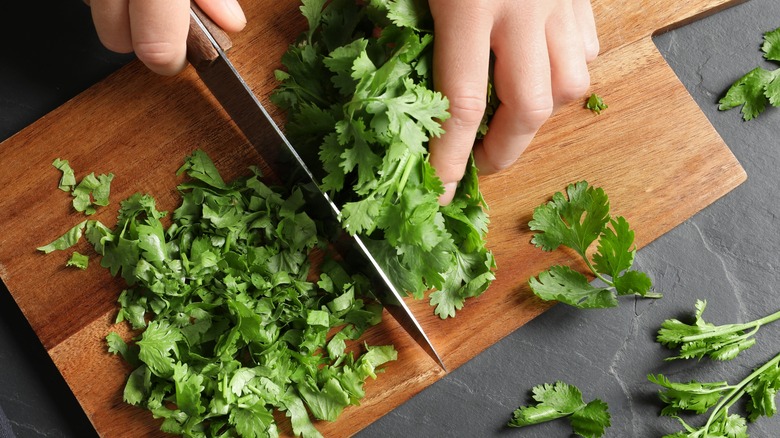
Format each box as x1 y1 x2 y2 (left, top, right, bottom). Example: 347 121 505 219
2 1 779 437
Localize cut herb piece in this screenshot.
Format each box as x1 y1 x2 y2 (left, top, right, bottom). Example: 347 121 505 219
528 181 660 309
36 220 88 254
271 0 495 318
49 158 115 215
651 351 780 437
88 150 396 437
508 381 611 438
65 251 89 270
719 26 780 121
586 93 608 114
657 300 780 361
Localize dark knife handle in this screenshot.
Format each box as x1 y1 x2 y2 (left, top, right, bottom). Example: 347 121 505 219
186 3 233 71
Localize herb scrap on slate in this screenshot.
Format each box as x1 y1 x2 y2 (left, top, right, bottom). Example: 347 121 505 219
657 300 780 361
57 150 397 437
271 0 495 319
650 351 780 438
719 26 780 121
528 181 660 309
508 381 611 438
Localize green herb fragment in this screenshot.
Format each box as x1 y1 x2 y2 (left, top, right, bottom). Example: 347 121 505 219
508 381 611 438
66 251 89 270
271 0 495 318
37 220 87 254
52 158 76 191
651 351 780 438
50 158 115 215
586 93 608 114
528 181 659 309
657 300 780 361
719 26 780 120
94 149 396 437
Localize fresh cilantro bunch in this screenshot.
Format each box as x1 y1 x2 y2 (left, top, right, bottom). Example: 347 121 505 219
719 27 780 120
657 300 780 361
86 150 395 437
507 381 611 438
528 181 660 309
271 0 495 318
649 351 780 438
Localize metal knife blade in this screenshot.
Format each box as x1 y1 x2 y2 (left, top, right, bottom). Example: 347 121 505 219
186 7 446 371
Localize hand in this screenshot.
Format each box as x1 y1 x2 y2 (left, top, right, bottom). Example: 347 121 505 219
86 0 247 75
427 0 599 205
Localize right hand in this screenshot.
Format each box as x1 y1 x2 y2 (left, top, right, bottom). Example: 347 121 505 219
86 0 247 75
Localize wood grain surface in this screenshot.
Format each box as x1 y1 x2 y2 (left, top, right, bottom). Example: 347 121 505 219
0 0 747 436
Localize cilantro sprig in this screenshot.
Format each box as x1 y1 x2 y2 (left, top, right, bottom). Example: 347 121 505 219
719 26 780 120
528 181 660 309
657 300 780 361
272 0 495 318
650 351 780 438
508 381 611 438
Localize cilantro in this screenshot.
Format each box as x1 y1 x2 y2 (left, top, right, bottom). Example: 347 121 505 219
84 150 397 437
650 351 780 438
528 181 660 309
37 220 88 254
719 26 780 120
50 158 114 214
586 93 608 114
657 300 780 361
65 251 89 270
271 0 495 318
508 381 611 438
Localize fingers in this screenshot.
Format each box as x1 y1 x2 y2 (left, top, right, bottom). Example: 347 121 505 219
89 0 246 76
91 0 132 53
475 8 553 176
129 0 191 75
572 0 600 61
427 1 493 205
194 0 247 33
546 4 591 106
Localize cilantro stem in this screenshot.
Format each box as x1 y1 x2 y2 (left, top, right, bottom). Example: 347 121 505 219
679 309 780 343
582 255 614 287
702 351 780 432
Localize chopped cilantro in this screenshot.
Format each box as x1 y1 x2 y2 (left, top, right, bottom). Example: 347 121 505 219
586 93 608 114
50 158 114 215
80 150 397 436
65 251 89 270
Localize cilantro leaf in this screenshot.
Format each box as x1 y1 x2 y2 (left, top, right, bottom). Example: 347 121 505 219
52 158 76 191
585 93 608 115
763 27 780 62
37 220 87 254
508 381 610 438
66 251 89 270
719 26 780 120
529 182 659 309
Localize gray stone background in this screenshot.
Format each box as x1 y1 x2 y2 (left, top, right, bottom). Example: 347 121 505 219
2 0 779 436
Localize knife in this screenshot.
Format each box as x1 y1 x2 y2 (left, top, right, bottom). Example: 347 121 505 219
185 6 446 371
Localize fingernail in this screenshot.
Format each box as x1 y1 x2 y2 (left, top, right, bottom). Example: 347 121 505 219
224 0 247 25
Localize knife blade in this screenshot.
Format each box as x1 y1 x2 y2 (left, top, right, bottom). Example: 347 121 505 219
185 6 446 371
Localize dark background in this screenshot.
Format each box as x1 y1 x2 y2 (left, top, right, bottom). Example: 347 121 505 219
2 0 780 436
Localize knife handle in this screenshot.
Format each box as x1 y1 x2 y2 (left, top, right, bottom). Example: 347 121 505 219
186 3 233 71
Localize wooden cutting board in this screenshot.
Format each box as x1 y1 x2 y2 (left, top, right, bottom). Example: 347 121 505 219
0 0 747 436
